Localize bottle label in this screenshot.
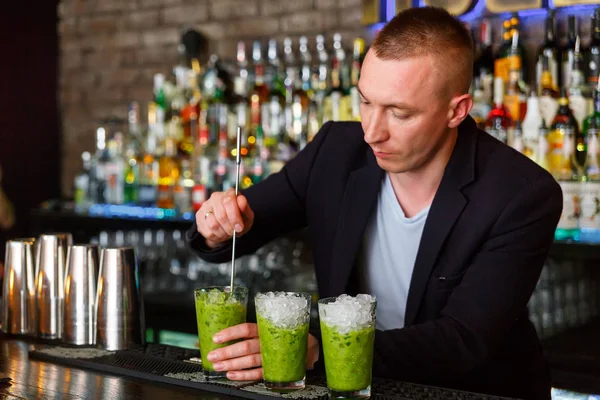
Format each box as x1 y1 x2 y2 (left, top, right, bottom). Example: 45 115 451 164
569 95 589 131
494 58 509 83
558 181 580 230
580 182 600 230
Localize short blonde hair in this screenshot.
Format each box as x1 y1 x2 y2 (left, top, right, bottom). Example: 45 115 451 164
372 7 474 96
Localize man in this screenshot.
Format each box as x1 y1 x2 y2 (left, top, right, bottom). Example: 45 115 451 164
187 7 562 400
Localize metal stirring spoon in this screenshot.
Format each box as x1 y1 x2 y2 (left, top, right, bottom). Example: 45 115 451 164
230 126 242 294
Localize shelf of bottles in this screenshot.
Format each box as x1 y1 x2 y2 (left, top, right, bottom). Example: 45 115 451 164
73 33 367 223
471 9 600 243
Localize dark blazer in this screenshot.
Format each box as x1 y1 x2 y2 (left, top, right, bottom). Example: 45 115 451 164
187 117 562 400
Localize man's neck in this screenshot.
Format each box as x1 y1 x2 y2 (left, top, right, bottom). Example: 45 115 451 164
388 128 458 218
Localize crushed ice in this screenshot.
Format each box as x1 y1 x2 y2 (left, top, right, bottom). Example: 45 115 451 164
255 291 310 328
319 294 376 334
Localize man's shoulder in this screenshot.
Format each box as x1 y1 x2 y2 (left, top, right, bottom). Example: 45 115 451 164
477 131 557 186
322 121 364 141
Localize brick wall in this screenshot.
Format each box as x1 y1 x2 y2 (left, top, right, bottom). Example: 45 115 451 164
58 0 365 197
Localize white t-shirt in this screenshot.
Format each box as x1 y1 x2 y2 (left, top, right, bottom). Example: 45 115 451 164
358 174 430 330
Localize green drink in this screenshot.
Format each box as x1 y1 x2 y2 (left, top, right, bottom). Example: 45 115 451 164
319 294 377 399
255 292 311 392
194 286 248 379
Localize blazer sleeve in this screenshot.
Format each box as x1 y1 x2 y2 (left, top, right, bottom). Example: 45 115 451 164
186 121 335 263
372 175 562 381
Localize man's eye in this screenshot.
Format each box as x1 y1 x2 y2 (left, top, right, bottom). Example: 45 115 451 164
392 112 410 120
360 98 370 105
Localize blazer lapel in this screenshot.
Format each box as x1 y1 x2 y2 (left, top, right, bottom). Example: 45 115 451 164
328 151 383 296
404 117 478 326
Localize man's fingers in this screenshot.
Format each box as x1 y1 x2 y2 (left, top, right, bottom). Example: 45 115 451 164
213 202 235 237
214 323 258 343
227 368 264 381
213 353 262 372
203 212 229 242
224 195 245 234
208 338 260 362
236 195 254 233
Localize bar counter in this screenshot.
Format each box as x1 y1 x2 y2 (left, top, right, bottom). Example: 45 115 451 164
0 335 530 400
0 338 234 400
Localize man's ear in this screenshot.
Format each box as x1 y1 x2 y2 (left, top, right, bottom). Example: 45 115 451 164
447 94 473 129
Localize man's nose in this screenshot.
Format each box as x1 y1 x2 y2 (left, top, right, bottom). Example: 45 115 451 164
363 109 389 144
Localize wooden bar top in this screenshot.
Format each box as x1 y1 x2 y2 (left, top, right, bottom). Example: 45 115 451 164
0 339 235 399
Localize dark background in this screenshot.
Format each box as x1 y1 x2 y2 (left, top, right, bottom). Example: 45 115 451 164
0 2 61 261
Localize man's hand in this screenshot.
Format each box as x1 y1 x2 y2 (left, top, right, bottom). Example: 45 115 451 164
196 188 254 249
207 323 320 381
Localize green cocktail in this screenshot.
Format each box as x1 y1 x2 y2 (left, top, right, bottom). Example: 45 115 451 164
318 295 377 399
255 292 311 392
195 286 248 379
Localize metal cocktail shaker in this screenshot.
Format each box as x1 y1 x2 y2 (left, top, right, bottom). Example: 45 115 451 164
34 233 73 339
96 247 145 350
2 238 36 335
63 244 99 345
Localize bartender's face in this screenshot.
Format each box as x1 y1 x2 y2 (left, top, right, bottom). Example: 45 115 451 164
358 51 458 174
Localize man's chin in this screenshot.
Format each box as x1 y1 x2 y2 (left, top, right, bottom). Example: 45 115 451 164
374 157 411 174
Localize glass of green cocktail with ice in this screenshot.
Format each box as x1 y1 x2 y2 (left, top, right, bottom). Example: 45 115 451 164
319 294 377 399
194 286 248 379
255 291 311 392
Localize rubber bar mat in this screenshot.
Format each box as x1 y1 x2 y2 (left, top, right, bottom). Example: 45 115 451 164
28 343 516 400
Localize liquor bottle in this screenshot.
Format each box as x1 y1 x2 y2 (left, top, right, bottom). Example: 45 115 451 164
299 36 313 100
522 89 543 160
213 128 232 193
549 89 580 180
509 14 529 84
494 19 512 84
568 36 593 132
586 8 600 88
349 37 366 121
539 55 560 128
504 30 528 124
191 113 211 212
265 39 285 150
583 78 600 145
579 117 600 243
174 159 193 214
283 37 297 75
474 19 494 104
470 76 491 130
510 120 526 155
325 33 348 122
104 132 125 205
250 41 270 154
74 151 92 213
90 126 108 204
138 104 160 207
314 34 329 125
157 135 180 209
535 120 550 171
123 138 139 205
249 124 268 185
124 102 141 205
536 10 560 91
485 77 512 143
562 15 580 91
553 126 580 241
